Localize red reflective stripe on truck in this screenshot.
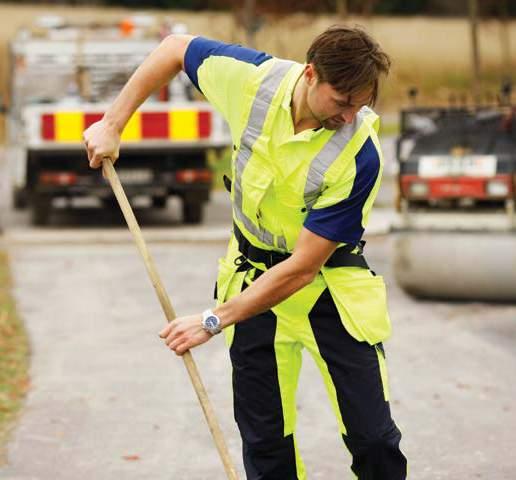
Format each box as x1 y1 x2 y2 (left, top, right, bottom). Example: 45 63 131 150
41 114 55 140
198 111 211 138
176 169 212 183
141 112 169 139
39 172 77 185
84 113 104 128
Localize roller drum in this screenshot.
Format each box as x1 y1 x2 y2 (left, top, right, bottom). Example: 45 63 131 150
393 231 516 301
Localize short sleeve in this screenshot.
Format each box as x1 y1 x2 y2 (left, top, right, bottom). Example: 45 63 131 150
303 137 381 245
183 37 272 126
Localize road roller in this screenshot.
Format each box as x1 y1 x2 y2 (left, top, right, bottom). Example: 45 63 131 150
393 92 516 301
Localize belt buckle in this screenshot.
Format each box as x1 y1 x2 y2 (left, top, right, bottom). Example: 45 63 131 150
234 254 246 266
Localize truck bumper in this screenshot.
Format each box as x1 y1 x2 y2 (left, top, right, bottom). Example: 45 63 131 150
34 181 211 202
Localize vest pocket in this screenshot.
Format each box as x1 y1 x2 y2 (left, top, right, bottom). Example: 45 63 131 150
239 159 274 224
322 270 392 345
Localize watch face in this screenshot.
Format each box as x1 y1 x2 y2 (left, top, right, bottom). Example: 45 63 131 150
205 316 219 329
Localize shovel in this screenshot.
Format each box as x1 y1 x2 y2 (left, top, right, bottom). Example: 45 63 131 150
102 158 239 480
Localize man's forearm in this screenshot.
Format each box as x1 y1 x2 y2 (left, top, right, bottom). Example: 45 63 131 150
214 258 316 328
103 34 193 134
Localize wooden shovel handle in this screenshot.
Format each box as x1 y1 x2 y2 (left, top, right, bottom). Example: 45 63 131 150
102 159 239 480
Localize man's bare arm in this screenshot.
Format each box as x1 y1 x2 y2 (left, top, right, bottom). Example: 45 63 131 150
83 34 195 168
160 228 339 355
214 227 338 327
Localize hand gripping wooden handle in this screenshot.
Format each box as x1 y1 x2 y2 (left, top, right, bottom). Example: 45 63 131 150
102 159 239 480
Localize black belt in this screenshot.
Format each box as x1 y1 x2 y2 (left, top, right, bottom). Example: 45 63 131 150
233 223 370 270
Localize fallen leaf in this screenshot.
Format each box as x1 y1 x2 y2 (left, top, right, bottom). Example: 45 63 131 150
122 454 140 461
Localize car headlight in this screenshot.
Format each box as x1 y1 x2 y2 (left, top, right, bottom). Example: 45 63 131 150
486 180 509 197
409 181 429 197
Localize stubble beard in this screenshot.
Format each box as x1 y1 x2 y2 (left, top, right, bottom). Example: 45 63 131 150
320 116 344 131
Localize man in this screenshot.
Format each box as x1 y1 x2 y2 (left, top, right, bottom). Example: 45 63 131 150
84 25 407 479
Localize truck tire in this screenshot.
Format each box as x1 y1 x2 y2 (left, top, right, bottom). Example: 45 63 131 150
182 200 203 224
13 188 28 210
102 195 119 209
152 196 167 209
31 195 52 226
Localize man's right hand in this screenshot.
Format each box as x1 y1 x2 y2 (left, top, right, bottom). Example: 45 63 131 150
81 34 194 170
83 119 121 169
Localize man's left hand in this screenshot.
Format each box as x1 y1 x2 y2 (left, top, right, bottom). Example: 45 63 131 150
159 314 212 356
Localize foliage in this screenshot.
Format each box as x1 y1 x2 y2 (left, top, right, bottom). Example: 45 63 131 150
0 251 29 461
2 0 516 16
374 0 429 16
208 147 232 191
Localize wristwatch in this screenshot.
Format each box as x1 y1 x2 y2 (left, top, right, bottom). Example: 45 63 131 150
202 309 222 335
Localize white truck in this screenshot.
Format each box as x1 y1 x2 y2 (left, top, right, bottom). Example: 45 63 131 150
5 15 231 225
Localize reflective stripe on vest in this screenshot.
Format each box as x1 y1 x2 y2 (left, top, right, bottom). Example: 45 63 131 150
233 60 294 250
303 107 374 210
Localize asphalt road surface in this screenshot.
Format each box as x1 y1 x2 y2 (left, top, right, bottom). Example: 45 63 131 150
0 233 515 480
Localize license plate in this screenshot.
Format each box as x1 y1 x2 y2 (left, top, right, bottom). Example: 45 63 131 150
117 169 153 184
418 155 497 178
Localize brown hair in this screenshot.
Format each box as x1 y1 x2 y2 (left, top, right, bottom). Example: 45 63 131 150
306 25 391 106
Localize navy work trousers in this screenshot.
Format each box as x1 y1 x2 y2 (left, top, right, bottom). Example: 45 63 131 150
229 287 407 479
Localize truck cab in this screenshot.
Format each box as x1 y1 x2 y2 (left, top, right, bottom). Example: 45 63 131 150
7 15 231 225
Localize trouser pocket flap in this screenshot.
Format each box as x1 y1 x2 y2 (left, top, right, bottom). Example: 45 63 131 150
322 271 392 345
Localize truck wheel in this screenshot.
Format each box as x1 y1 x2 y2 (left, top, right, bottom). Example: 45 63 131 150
506 199 515 230
13 188 28 210
182 201 203 224
31 195 52 226
102 196 119 209
152 196 167 209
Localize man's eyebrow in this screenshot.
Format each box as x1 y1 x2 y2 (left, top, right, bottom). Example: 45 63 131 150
333 96 355 107
335 92 373 107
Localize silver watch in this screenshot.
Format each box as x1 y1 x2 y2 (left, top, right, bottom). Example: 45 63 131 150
202 309 222 335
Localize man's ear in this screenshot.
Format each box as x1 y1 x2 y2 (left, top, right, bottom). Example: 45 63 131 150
304 63 318 87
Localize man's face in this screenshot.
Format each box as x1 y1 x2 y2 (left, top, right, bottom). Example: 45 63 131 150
304 65 373 130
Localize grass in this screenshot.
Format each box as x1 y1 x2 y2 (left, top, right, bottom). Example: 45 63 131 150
208 147 232 191
0 251 29 464
383 66 513 110
379 120 399 137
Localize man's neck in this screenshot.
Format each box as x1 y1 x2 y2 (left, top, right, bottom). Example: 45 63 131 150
291 75 322 134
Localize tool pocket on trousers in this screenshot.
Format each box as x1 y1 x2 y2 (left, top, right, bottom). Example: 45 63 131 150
322 271 392 345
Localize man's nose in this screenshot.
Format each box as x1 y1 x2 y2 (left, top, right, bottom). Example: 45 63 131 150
341 109 357 124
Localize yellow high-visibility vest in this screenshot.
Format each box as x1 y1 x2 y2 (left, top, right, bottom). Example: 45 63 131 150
193 46 391 345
